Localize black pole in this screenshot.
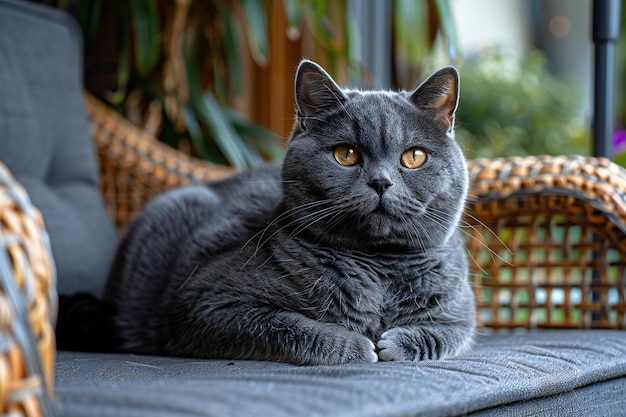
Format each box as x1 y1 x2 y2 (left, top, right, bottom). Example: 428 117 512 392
592 0 621 158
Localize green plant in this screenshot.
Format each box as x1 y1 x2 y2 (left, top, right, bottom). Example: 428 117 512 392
79 0 286 169
75 0 458 169
392 0 458 89
452 49 589 159
40 0 456 168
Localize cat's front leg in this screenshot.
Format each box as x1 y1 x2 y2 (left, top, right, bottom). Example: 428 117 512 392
376 322 474 361
258 312 379 365
182 307 379 365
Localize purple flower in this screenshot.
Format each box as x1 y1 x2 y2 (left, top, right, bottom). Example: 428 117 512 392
613 126 626 155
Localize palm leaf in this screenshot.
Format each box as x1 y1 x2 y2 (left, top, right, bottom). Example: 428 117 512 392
228 111 286 161
129 0 160 78
222 8 243 96
433 0 459 62
182 104 213 161
241 0 269 65
394 0 429 65
106 11 131 107
198 93 255 169
77 0 103 51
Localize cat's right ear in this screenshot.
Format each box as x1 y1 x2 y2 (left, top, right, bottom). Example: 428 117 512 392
409 67 459 133
294 60 347 128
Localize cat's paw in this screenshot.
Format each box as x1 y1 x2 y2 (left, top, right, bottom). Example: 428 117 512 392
319 333 378 365
378 327 450 361
337 334 379 364
377 328 418 361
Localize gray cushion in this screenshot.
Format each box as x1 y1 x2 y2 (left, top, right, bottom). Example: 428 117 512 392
0 0 118 294
53 330 626 416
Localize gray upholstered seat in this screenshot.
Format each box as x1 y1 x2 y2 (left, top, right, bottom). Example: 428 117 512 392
53 331 626 416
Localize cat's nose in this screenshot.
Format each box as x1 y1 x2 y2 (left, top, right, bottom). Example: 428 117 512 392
368 178 393 196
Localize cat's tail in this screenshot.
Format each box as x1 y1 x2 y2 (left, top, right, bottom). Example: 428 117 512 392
55 292 121 352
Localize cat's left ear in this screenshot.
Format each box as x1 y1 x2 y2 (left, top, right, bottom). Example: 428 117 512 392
409 67 459 132
294 60 348 126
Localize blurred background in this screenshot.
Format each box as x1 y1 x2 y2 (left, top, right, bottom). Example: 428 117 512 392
36 0 625 169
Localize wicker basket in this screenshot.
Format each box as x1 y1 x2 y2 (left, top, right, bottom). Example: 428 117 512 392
0 162 56 417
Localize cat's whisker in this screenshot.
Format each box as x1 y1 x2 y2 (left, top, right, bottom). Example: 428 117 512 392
286 206 344 241
389 199 509 272
454 225 513 268
424 206 513 267
413 221 431 252
311 208 354 246
247 201 351 269
299 115 335 124
397 211 426 251
460 208 512 253
240 199 332 255
392 199 444 251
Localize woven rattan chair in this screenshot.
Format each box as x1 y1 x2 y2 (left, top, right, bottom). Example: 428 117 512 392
2 1 626 415
0 163 56 417
3 94 626 415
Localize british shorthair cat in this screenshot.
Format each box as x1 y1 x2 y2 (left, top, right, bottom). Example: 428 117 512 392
103 60 476 365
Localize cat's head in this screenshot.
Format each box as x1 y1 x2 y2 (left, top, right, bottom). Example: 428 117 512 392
281 60 468 250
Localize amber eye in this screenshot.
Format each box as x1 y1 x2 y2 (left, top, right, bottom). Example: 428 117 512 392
401 147 427 169
334 145 361 166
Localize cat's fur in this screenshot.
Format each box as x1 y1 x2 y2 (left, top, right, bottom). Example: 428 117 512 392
103 60 476 365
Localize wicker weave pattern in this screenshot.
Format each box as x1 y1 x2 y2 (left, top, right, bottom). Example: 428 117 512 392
85 94 234 229
0 162 56 417
468 156 626 235
466 156 626 329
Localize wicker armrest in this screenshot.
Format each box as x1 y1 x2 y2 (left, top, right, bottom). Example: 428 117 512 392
84 93 235 229
0 162 56 416
465 155 626 330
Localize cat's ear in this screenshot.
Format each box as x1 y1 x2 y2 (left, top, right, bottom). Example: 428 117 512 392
409 67 459 132
294 60 347 125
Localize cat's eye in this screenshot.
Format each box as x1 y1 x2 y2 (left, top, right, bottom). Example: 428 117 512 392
334 145 361 166
401 147 427 169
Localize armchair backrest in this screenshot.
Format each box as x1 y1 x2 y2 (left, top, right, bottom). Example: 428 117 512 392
0 0 118 295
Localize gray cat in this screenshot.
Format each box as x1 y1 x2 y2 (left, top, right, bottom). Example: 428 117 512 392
103 60 476 365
